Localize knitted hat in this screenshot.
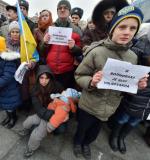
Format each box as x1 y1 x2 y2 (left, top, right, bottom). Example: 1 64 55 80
6 5 17 12
57 0 71 11
71 7 83 19
62 88 81 99
9 21 19 32
109 6 144 35
19 0 29 11
0 36 6 53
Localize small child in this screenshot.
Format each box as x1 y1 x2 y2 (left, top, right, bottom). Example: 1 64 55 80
47 88 81 133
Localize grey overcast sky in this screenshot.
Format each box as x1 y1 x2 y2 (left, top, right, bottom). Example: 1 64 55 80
3 0 132 21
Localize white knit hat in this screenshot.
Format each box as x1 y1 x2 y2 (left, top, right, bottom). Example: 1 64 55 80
9 21 19 32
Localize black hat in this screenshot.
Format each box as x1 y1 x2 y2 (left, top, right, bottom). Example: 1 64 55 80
71 7 83 19
6 5 17 12
19 0 29 11
92 0 129 27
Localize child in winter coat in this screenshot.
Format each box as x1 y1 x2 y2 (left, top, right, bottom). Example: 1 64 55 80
19 65 80 158
73 6 147 160
47 88 81 133
0 21 22 129
109 23 150 154
18 65 63 157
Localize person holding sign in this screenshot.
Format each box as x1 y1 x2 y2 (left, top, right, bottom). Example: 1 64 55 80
109 23 150 154
43 0 82 89
73 6 147 159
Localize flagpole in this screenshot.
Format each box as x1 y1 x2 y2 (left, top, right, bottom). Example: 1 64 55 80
17 1 29 63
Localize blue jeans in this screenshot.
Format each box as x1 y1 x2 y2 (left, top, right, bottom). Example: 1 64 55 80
117 111 141 127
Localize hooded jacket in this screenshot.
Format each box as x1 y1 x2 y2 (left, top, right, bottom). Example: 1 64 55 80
75 38 137 121
0 51 21 110
82 0 129 49
31 65 64 121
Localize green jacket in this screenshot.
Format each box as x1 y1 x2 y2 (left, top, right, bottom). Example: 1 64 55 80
75 38 137 121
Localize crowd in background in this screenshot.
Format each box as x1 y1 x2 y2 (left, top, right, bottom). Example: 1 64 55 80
0 0 150 159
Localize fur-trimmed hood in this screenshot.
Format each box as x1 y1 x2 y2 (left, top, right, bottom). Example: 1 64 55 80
0 51 20 61
92 0 129 27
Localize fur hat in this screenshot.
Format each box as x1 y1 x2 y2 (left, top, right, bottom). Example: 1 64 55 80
109 6 144 35
71 7 83 19
19 0 29 11
0 36 6 53
57 0 71 11
9 21 19 32
6 5 17 12
92 0 129 27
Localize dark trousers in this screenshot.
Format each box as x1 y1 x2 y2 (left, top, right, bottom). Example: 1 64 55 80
54 70 75 89
74 108 102 145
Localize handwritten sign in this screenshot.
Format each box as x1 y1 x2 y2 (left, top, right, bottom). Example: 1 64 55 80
48 26 72 45
97 58 150 94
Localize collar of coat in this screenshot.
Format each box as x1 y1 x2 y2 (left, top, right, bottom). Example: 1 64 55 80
104 38 132 51
0 51 20 61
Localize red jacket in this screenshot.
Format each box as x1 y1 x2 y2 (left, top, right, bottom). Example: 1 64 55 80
46 22 82 74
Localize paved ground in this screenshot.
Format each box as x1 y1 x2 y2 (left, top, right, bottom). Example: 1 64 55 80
0 110 150 160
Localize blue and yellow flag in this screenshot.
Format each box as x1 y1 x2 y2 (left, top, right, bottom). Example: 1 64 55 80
16 2 39 62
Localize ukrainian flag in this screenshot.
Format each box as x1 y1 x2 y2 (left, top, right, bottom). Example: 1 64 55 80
16 2 39 62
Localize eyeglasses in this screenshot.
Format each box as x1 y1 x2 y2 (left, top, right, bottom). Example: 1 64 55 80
58 6 69 11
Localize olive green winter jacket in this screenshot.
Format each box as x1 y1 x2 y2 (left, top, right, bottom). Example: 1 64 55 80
75 38 137 121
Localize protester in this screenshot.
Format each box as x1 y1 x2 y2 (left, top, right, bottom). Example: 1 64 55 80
82 0 129 49
86 17 95 31
18 65 64 157
43 0 82 89
73 6 146 159
0 23 21 129
0 5 17 38
19 0 36 33
109 23 150 154
34 9 53 65
71 7 83 29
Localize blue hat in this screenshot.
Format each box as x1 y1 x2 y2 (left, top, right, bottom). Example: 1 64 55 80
63 88 81 99
109 6 144 35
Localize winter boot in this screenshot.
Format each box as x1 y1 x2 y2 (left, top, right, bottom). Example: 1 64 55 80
0 111 11 126
73 144 82 158
6 110 18 129
109 122 123 152
144 126 150 147
118 124 134 154
82 144 91 160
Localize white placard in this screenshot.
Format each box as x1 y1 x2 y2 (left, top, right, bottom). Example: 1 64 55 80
14 62 28 84
97 58 150 94
48 26 72 45
147 114 150 120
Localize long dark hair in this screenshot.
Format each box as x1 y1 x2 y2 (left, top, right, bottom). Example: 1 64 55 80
35 72 55 107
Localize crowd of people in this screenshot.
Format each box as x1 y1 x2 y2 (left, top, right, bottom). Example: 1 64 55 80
0 0 150 159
